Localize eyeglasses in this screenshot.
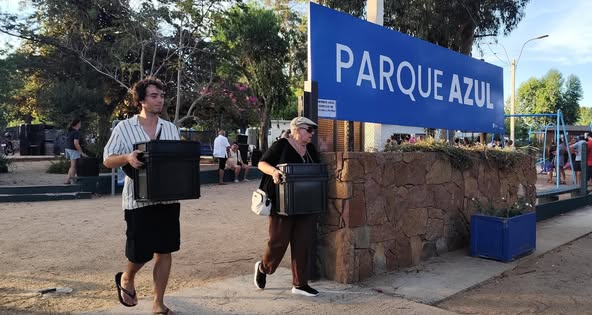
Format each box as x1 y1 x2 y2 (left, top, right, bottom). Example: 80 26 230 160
300 127 315 134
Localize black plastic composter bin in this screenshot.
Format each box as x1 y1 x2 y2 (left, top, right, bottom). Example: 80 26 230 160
276 163 328 216
132 140 201 202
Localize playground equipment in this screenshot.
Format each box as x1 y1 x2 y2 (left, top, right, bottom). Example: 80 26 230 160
505 110 575 188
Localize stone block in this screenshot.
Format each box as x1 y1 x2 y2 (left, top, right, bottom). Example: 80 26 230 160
384 189 397 222
323 199 342 227
361 154 378 175
406 185 434 208
355 248 374 281
394 161 426 186
382 162 396 187
425 216 444 241
371 242 386 275
340 158 365 182
401 207 428 237
366 198 387 226
432 183 463 211
351 226 370 248
344 192 366 228
409 235 423 265
395 238 413 268
478 164 501 199
369 221 399 243
319 229 355 283
328 180 352 199
426 157 452 184
384 240 398 271
463 176 480 199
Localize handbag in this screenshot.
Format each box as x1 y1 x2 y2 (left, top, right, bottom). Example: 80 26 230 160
251 188 272 216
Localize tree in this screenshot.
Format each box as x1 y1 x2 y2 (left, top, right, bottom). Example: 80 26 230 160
213 3 290 150
316 0 530 54
0 0 230 144
516 70 582 126
577 107 592 126
561 75 583 124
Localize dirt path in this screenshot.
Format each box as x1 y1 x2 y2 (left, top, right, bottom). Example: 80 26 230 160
437 233 592 314
0 161 282 314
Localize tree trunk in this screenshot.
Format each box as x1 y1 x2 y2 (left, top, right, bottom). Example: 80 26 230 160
174 27 184 124
259 96 271 151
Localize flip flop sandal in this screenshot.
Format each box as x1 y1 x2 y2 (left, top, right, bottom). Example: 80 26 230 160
154 307 171 315
115 272 137 307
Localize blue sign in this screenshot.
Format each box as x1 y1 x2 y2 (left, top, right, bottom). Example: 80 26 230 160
308 3 505 133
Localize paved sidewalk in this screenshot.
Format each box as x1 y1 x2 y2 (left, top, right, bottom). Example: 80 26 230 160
80 205 592 315
83 267 455 315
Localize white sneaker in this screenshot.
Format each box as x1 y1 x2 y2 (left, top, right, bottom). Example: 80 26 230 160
243 178 250 182
234 179 239 183
291 285 319 297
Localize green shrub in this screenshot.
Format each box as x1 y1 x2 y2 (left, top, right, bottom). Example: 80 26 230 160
0 153 11 173
384 137 531 171
47 158 70 174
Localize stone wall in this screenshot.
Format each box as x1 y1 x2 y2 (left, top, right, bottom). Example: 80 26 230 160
318 151 536 283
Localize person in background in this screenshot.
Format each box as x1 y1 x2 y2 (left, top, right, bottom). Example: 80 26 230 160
226 142 250 183
213 130 231 185
569 135 586 185
587 134 592 185
64 119 87 184
103 77 180 315
254 116 321 297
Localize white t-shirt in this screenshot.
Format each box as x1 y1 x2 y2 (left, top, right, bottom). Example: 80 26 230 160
103 115 180 210
226 149 243 168
213 135 230 158
571 140 586 161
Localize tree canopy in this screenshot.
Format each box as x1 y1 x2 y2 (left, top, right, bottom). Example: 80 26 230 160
212 3 291 150
516 69 583 125
317 0 530 54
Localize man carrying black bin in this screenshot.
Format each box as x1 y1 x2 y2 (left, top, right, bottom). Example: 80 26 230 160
254 116 321 297
103 77 180 315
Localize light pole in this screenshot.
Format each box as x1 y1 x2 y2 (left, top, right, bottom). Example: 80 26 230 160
509 34 549 143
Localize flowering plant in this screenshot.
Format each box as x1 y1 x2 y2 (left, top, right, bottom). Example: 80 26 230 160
472 197 534 218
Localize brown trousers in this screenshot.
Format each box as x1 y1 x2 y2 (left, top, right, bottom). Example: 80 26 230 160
260 214 317 287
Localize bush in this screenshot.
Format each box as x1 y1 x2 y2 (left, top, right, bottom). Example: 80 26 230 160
0 153 11 173
47 157 70 174
384 137 531 171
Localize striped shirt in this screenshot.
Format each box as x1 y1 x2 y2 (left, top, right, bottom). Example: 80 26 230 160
103 115 180 210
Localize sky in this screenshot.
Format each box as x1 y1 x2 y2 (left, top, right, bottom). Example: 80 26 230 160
472 0 592 107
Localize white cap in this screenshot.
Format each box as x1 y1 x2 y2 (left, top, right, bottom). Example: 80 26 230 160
290 117 318 129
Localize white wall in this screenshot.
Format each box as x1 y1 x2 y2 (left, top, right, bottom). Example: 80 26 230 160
268 120 291 145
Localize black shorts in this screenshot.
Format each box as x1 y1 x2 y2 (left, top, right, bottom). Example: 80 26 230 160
574 162 581 172
218 158 227 170
124 203 180 264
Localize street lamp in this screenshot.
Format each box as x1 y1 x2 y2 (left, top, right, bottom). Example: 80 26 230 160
509 34 549 143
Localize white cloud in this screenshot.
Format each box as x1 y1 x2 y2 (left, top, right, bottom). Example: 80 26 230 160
530 1 592 65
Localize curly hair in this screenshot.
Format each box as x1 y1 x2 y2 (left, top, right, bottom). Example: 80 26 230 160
132 77 165 107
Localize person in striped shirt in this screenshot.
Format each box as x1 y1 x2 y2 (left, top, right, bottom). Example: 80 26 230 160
103 77 180 315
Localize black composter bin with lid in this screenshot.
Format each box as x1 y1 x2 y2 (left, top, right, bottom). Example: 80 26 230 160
132 140 201 202
276 163 328 216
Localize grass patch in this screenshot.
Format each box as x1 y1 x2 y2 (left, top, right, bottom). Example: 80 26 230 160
47 157 70 174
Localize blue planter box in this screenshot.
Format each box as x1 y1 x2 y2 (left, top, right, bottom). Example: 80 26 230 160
470 212 536 262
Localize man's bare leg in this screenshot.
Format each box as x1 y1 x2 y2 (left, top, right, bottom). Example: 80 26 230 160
243 166 249 180
152 253 173 314
122 261 144 306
